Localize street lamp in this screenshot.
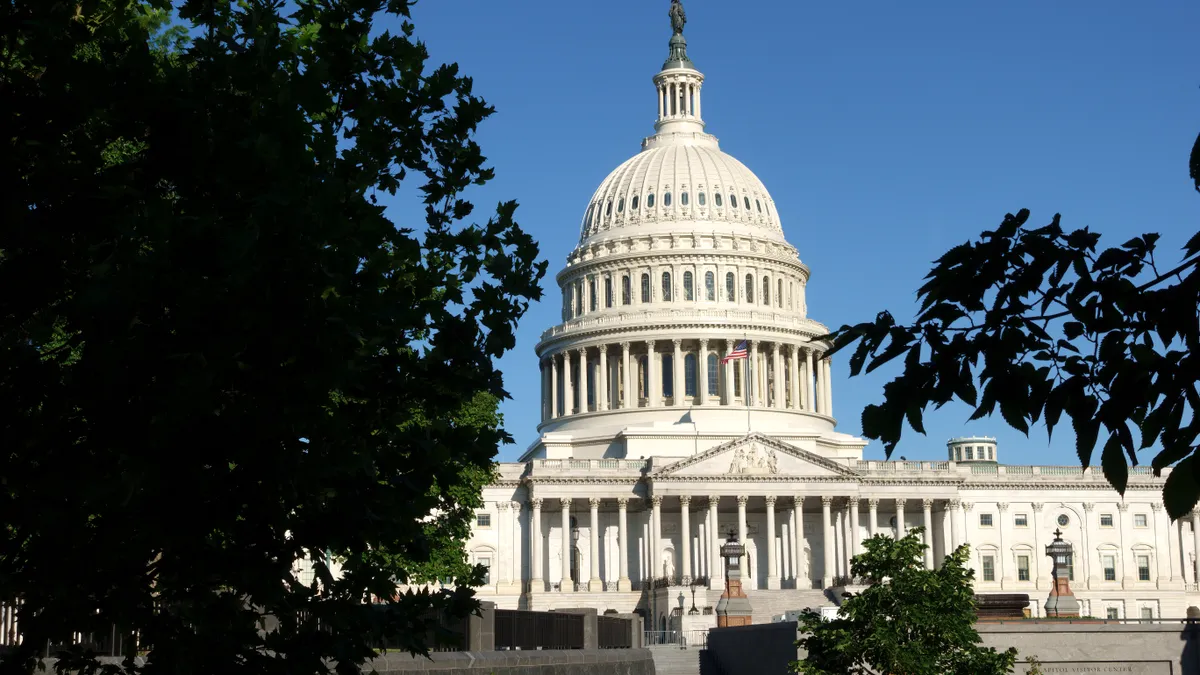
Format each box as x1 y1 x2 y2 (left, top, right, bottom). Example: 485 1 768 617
1044 528 1080 618
716 529 752 627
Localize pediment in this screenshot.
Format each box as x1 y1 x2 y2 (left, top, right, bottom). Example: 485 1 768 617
652 433 860 479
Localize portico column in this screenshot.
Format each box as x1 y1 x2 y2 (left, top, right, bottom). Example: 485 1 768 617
922 499 935 569
867 498 879 538
948 499 961 552
821 496 834 588
766 496 780 589
647 340 659 407
620 342 632 409
849 497 860 560
530 498 544 592
1033 502 1046 588
651 496 663 579
563 351 575 414
792 497 804 587
1153 503 1171 588
680 496 692 584
748 341 759 406
737 496 749 575
771 343 783 408
998 502 1010 585
1192 511 1200 584
540 360 548 422
560 499 573 593
788 344 799 409
550 356 560 419
698 339 709 405
708 496 723 590
822 357 833 417
617 498 631 591
804 348 816 412
578 347 589 413
497 501 510 589
589 498 602 591
896 498 907 537
597 345 608 411
723 340 735 405
672 338 684 406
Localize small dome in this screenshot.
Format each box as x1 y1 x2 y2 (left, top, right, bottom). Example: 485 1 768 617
578 141 783 247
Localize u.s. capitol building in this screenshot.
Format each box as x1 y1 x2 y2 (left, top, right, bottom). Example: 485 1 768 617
454 8 1199 627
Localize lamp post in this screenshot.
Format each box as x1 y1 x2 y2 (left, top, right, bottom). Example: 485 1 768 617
570 525 581 591
1044 528 1080 618
715 529 753 627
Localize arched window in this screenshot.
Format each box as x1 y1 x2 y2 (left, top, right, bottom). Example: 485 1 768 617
640 273 651 303
715 193 723 207
756 199 762 213
661 353 674 399
605 201 612 216
622 275 631 305
663 192 672 207
683 271 693 301
744 274 754 303
725 272 735 301
777 279 783 307
605 276 613 308
589 278 597 312
617 197 624 213
681 192 689 206
762 276 770 305
638 355 648 401
632 195 640 210
744 196 751 210
575 280 584 315
647 193 655 208
698 192 706 206
707 353 719 395
684 353 698 397
704 271 715 301
661 271 672 301
730 193 738 208
764 202 770 216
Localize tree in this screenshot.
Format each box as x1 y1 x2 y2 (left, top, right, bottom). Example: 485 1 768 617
0 1 545 674
793 529 1018 675
826 133 1200 519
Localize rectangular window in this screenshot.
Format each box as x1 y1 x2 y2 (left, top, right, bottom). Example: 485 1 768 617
1107 607 1119 620
661 354 673 398
1138 555 1151 581
475 513 491 528
705 271 715 301
588 278 597 312
966 446 974 460
1141 607 1154 620
684 271 694 301
982 555 995 582
477 556 492 585
1134 513 1148 528
1100 513 1114 527
604 276 613 308
1102 555 1116 581
707 354 719 396
979 513 993 527
1017 555 1030 581
1014 513 1028 527
641 273 651 303
622 275 631 305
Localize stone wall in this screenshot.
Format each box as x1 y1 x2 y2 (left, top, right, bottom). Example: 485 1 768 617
365 648 656 674
702 621 799 675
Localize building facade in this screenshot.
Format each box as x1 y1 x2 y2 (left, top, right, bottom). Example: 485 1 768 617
456 10 1200 626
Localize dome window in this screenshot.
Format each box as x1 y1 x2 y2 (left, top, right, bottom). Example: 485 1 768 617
647 193 656 208
683 271 694 301
617 197 624 213
762 276 770 305
661 272 672 301
640 273 651 303
704 271 715 301
605 201 612 216
756 199 762 213
730 194 738 208
725 272 735 301
681 192 689 206
777 279 783 307
663 192 672 207
744 196 751 210
698 192 706 206
622 275 632 305
744 274 754 303
714 193 723 207
632 195 639 210
684 353 698 397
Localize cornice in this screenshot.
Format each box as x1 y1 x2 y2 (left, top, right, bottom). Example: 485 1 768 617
557 250 810 282
536 319 831 354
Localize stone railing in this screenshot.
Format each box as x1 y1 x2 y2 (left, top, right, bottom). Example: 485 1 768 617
849 460 1168 481
541 307 823 340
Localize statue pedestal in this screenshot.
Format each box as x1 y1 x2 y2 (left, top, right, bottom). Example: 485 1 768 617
716 576 753 627
1044 576 1080 618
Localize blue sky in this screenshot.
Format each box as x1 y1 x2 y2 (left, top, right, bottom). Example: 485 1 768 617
382 1 1199 465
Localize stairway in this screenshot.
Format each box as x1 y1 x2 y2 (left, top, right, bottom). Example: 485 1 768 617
649 643 702 675
696 588 831 625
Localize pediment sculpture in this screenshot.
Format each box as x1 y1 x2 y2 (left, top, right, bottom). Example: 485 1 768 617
727 442 779 475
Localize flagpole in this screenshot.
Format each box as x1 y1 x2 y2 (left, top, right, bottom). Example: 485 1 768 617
744 334 751 434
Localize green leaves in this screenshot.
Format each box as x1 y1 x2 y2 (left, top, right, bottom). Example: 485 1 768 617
823 194 1200 520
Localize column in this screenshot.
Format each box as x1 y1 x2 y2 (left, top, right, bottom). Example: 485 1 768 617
617 498 631 591
578 347 589 413
550 356 560 419
560 499 573 593
657 84 664 119
620 342 632 409
791 497 803 587
1169 513 1184 585
647 340 658 407
895 498 907 537
849 497 860 560
588 498 602 591
1152 503 1171 588
949 499 960 552
821 496 834 588
680 496 692 584
737 496 748 576
922 499 935 569
709 496 723 590
747 341 759 406
597 345 608 411
822 357 833 417
771 343 783 408
510 501 522 587
766 496 780 589
788 344 799 410
651 495 663 579
1033 502 1045 588
960 502 973 551
868 498 879 538
530 498 544 592
562 351 574 414
695 82 701 119
497 501 510 588
1192 511 1200 585
841 502 852 577
540 360 548 422
998 502 1010 585
698 339 709 405
723 340 735 405
1081 502 1094 588
804 348 816 412
672 338 684 406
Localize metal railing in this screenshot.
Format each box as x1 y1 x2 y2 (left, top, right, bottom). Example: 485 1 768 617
643 629 709 649
495 609 584 650
597 615 631 649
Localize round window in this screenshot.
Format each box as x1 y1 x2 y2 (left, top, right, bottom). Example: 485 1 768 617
1057 514 1070 527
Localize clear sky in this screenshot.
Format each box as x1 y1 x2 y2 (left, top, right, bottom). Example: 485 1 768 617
382 1 1199 465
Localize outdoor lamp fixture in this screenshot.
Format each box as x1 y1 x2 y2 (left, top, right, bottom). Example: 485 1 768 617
1043 528 1080 618
1045 528 1072 580
571 526 580 543
721 529 744 573
688 580 701 615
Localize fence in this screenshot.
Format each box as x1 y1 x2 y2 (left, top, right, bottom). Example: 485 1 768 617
494 609 584 650
643 629 708 648
597 615 631 649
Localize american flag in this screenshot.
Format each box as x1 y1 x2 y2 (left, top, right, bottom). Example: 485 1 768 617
721 340 748 364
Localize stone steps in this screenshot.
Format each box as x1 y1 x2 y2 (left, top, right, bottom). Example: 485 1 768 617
648 644 701 675
698 588 831 625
